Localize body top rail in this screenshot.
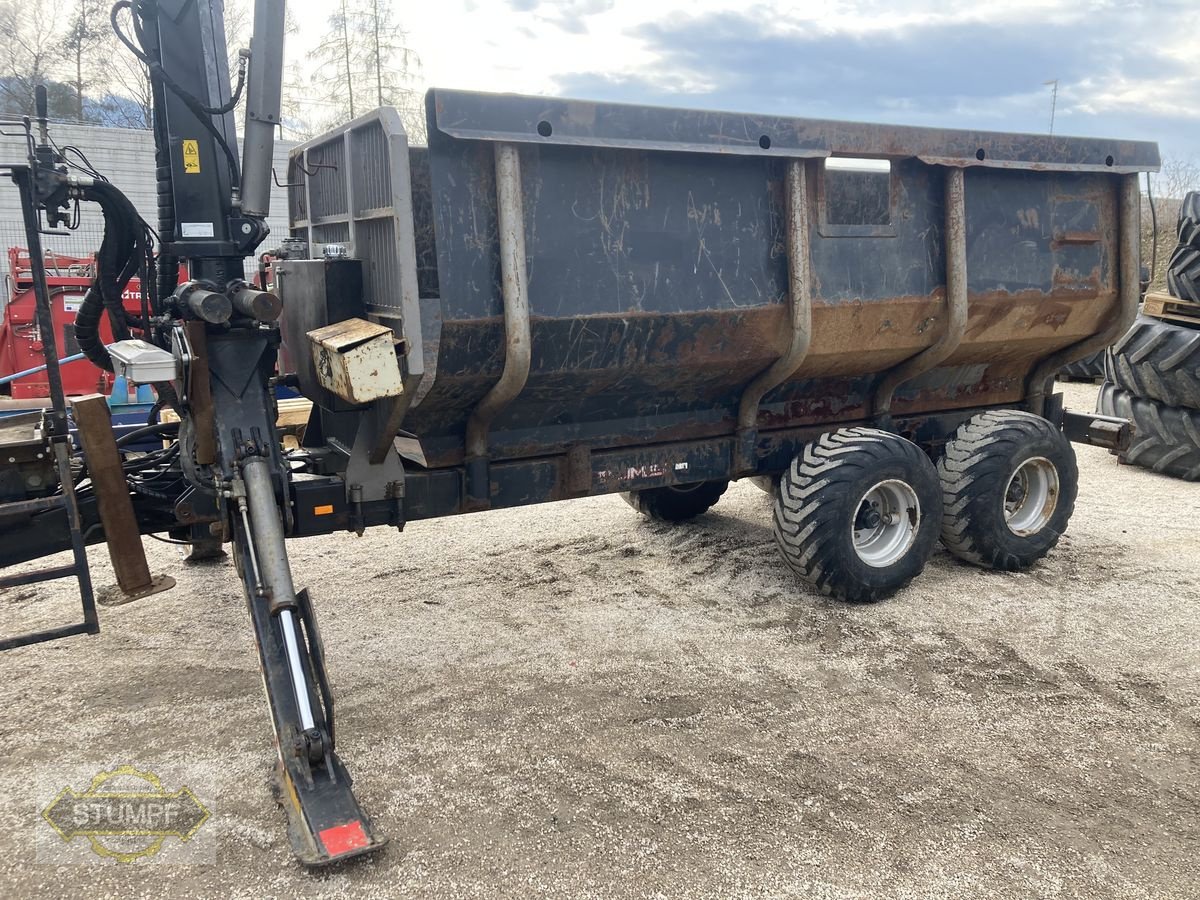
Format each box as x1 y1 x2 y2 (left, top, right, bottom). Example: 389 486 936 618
428 89 1161 174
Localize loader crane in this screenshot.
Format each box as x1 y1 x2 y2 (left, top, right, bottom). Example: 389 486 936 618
0 0 382 864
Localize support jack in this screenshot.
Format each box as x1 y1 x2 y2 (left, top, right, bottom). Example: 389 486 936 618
235 455 384 865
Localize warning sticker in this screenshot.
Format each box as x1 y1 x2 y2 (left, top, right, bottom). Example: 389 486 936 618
182 139 200 173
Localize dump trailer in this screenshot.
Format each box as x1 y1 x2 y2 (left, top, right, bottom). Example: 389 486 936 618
0 0 1159 869
277 92 1152 594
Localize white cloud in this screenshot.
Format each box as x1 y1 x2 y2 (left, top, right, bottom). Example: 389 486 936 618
282 0 1199 157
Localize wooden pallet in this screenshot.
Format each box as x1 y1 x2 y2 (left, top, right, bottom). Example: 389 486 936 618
1143 291 1200 326
160 396 312 449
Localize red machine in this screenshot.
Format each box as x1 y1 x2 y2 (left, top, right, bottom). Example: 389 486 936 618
0 248 149 399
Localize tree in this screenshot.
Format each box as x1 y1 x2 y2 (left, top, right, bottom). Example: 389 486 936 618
280 61 317 140
1142 157 1200 291
361 0 424 141
100 1 153 128
100 62 153 128
62 0 110 121
309 0 358 124
0 0 63 117
99 0 257 130
307 0 424 141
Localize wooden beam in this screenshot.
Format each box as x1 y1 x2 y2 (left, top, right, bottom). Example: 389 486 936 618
184 321 217 465
70 393 174 603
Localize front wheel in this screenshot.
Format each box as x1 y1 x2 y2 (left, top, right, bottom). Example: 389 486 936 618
937 410 1078 570
623 480 729 522
773 428 942 603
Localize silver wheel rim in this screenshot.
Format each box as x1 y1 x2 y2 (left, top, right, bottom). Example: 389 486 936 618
1005 457 1059 536
852 479 920 568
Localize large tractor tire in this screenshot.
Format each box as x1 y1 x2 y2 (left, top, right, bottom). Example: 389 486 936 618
937 411 1078 571
772 427 942 603
623 480 729 522
1058 350 1105 382
1166 191 1200 303
1106 315 1200 410
1097 383 1200 481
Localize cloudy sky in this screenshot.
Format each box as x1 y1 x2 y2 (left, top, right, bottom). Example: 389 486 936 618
293 0 1198 164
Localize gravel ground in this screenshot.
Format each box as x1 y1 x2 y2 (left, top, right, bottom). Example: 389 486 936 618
1 381 1199 898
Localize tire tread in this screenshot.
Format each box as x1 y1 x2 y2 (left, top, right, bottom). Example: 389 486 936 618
774 427 939 602
1167 190 1200 303
937 411 1077 570
1096 383 1200 480
1106 315 1200 409
625 480 729 522
1058 350 1105 381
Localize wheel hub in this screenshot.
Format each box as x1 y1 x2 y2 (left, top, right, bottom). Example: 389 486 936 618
1004 457 1059 537
851 479 920 568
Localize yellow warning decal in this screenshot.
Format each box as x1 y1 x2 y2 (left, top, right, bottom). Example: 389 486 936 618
182 139 200 173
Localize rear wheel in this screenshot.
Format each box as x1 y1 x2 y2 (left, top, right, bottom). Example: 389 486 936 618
773 428 942 603
623 480 728 522
938 411 1077 570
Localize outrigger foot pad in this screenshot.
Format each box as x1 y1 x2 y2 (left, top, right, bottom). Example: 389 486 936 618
272 756 386 865
96 573 176 606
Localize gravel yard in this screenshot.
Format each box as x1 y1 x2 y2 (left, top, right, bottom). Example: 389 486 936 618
1 380 1199 898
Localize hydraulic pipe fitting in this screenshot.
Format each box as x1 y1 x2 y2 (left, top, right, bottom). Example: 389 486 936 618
229 281 283 322
176 281 233 324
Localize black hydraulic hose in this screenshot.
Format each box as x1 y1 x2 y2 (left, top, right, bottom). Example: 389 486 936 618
154 129 179 301
73 180 147 370
74 248 126 370
115 421 179 448
134 0 180 308
139 235 155 342
123 0 246 115
96 197 138 325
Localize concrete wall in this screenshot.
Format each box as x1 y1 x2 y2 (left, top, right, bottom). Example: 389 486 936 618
0 123 295 284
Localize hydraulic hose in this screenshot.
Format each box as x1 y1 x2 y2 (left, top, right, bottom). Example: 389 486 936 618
73 180 148 371
143 1 179 305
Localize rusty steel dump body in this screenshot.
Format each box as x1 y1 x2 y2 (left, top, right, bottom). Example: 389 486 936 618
284 90 1157 519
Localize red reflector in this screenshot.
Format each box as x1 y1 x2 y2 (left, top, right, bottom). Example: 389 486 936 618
319 820 370 856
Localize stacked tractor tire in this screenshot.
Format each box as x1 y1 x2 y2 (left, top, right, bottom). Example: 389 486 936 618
1097 191 1200 481
1058 350 1105 382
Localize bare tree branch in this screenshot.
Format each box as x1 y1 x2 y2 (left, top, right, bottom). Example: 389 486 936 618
306 0 424 142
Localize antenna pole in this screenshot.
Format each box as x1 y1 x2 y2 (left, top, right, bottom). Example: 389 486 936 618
1046 79 1058 137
